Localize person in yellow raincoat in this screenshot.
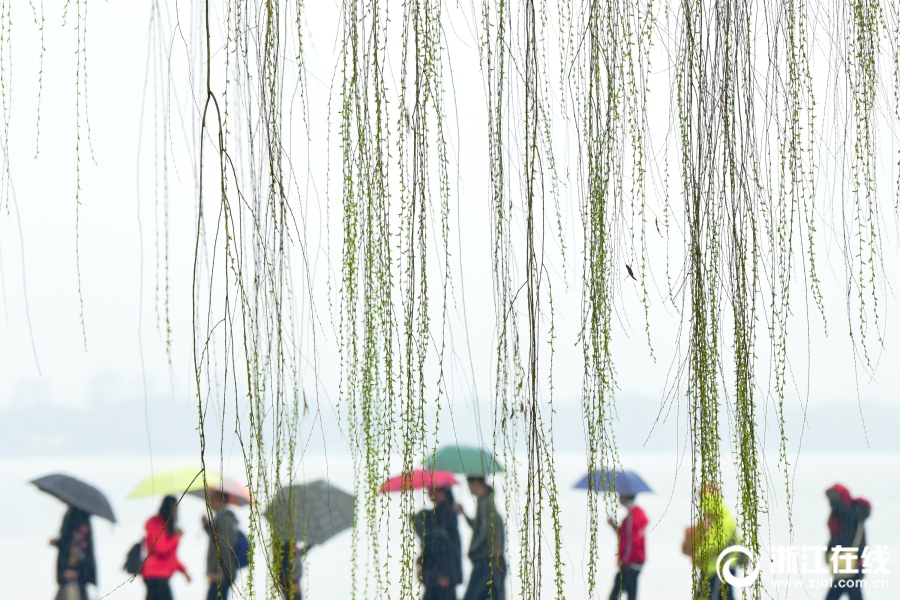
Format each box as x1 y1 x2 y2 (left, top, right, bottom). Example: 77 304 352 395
682 485 739 600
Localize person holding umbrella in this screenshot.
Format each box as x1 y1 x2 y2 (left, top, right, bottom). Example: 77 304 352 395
455 477 506 600
51 507 97 600
141 495 190 599
606 494 648 600
127 468 250 599
203 491 240 600
32 474 116 600
267 479 355 600
379 469 462 599
412 486 463 600
573 469 652 600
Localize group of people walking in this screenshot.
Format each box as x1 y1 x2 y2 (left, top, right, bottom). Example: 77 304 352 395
51 490 247 600
48 479 873 600
605 482 874 600
413 477 507 600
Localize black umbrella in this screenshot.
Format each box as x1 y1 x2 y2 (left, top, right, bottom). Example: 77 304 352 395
265 480 354 546
31 473 117 523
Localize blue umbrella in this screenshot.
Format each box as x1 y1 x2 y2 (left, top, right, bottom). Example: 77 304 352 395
574 469 652 496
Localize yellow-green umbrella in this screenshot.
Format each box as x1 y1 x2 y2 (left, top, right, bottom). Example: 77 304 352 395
129 467 223 498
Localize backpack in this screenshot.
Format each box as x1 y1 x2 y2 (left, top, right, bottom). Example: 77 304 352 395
234 530 250 569
124 541 144 575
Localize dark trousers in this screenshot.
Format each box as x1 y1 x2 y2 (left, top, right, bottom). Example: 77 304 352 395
609 565 640 600
144 578 173 600
206 577 233 600
824 574 864 600
702 572 735 600
54 584 87 600
462 557 506 600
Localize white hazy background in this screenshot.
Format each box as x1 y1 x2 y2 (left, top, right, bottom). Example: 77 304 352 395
0 1 898 599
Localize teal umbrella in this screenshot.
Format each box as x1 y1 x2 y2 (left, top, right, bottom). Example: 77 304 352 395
425 446 504 477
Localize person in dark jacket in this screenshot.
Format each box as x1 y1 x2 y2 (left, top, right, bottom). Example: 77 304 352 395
413 486 463 600
51 506 96 600
607 494 648 600
203 491 240 600
455 477 506 600
824 484 871 600
275 539 313 600
142 495 190 600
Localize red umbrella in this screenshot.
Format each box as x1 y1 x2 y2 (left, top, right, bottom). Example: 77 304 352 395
379 469 458 494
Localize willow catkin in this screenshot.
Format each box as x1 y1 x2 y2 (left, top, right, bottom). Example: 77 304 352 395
6 1 895 598
572 0 656 592
673 0 760 595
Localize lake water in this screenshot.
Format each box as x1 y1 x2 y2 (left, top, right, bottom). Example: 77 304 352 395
2 453 896 599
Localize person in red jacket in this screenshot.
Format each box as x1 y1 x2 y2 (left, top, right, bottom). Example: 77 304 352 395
142 495 190 600
607 494 648 600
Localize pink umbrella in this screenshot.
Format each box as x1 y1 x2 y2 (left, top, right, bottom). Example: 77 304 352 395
187 476 252 506
379 469 458 494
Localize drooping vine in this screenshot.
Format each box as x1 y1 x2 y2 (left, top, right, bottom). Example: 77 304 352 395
394 0 452 596
478 1 567 597
0 0 10 209
339 0 396 595
571 0 653 594
64 0 93 348
188 0 314 595
842 0 886 364
5 1 900 599
673 0 767 596
29 0 45 158
764 0 818 535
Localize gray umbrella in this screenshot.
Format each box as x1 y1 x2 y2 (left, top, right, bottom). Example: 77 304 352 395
31 473 117 523
265 480 354 546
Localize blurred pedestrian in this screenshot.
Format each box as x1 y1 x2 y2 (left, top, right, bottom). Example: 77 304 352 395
51 506 96 600
607 494 648 600
275 539 313 600
203 491 240 600
683 484 738 600
142 495 190 599
824 484 871 600
413 486 463 600
455 477 505 600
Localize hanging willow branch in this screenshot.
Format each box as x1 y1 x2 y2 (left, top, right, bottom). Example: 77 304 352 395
478 0 567 596
4 1 900 599
339 0 395 595
672 0 768 596
339 0 452 596
571 0 653 594
188 0 314 594
841 0 886 363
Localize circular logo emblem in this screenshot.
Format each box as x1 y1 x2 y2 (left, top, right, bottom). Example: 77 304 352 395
716 545 760 588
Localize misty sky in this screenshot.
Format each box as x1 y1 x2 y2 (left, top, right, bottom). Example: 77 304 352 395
1 1 898 458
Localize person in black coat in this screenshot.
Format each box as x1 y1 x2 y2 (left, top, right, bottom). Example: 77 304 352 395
51 507 96 600
275 539 314 600
824 484 871 600
414 487 463 600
